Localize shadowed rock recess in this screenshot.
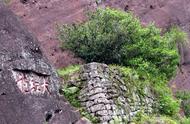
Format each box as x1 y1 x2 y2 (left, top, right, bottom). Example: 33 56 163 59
0 2 82 124
66 63 156 124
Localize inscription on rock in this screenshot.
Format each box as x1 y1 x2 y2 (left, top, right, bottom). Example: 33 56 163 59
13 70 50 95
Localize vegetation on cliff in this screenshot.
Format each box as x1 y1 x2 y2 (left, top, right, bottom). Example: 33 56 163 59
59 8 188 123
59 8 187 79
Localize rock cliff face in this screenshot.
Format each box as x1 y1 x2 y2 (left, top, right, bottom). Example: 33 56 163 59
8 0 190 92
0 2 81 124
66 63 156 124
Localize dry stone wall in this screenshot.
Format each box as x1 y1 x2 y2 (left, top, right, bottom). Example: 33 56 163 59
69 63 156 124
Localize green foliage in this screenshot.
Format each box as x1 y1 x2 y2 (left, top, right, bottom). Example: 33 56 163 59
132 112 178 124
79 108 100 123
179 117 190 124
110 65 179 116
58 8 185 121
176 91 190 101
58 65 99 123
153 82 180 116
59 8 183 79
110 65 148 98
165 26 188 46
60 86 81 108
60 86 100 123
109 116 128 124
176 91 190 118
183 102 190 118
57 65 80 79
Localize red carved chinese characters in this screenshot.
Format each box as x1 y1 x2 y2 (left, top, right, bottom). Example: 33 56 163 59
14 71 51 95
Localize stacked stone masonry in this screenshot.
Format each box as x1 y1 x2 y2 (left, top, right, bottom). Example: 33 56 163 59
72 63 156 124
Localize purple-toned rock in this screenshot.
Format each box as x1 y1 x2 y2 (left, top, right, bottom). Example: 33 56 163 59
0 2 80 124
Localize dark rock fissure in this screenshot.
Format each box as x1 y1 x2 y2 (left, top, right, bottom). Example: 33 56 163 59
54 109 62 114
1 92 6 96
20 0 28 4
45 111 53 122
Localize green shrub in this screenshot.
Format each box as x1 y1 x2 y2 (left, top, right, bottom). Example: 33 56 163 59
183 101 190 118
113 65 180 116
60 86 100 123
179 117 190 124
57 65 80 80
58 8 186 119
152 81 180 116
176 91 190 118
132 112 178 124
59 8 185 79
176 91 190 101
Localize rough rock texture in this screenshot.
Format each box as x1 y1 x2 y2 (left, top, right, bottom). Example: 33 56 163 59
68 63 156 124
0 2 82 124
8 0 96 68
8 0 190 92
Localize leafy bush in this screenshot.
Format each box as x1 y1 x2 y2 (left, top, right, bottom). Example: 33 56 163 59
59 8 186 79
176 91 190 101
176 91 190 117
58 8 186 118
111 65 180 116
132 112 178 124
179 117 190 124
57 65 80 80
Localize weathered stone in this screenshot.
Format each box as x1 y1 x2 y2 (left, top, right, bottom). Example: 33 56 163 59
76 63 156 123
86 101 95 108
90 104 105 113
89 93 106 100
96 110 112 116
0 3 81 124
94 98 110 104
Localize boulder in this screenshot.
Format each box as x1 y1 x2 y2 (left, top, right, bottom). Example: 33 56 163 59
0 2 80 124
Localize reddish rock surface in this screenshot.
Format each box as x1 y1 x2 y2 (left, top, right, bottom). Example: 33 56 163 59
8 0 96 68
8 0 190 91
0 3 81 123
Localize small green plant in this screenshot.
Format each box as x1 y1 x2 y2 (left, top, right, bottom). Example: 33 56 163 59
60 86 81 108
152 82 180 116
80 108 100 123
110 65 180 117
57 65 80 79
176 91 190 118
179 117 190 124
132 112 178 124
176 91 190 101
58 65 100 123
60 86 100 123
